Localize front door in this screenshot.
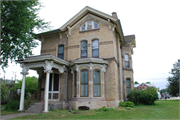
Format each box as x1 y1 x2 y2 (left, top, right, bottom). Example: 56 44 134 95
49 73 60 101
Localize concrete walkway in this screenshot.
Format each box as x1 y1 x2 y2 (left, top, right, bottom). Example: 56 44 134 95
0 113 38 120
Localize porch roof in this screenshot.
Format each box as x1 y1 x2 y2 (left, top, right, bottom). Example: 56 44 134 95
16 54 69 66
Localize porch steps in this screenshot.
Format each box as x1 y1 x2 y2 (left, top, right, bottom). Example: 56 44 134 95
25 102 49 113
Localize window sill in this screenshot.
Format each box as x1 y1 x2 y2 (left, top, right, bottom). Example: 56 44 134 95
79 28 100 33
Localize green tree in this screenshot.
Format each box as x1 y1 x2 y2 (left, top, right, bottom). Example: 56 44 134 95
145 82 151 84
134 81 139 84
167 62 179 96
1 1 49 69
1 81 10 102
11 76 38 98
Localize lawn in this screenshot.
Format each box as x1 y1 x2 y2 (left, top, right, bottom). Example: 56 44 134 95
9 100 180 119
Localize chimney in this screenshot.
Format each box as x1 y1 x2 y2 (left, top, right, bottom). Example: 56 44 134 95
112 12 118 18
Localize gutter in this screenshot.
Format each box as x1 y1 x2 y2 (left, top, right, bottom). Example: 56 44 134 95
66 68 73 112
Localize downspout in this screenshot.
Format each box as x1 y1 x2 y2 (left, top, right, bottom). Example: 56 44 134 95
66 68 73 112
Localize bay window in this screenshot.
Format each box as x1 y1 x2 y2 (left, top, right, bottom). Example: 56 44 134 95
81 70 88 97
93 70 100 97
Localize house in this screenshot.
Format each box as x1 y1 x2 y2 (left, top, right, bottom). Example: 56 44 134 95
134 83 155 90
16 6 136 112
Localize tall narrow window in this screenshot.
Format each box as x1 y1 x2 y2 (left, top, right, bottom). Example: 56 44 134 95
125 54 129 68
81 24 85 31
81 70 88 97
94 22 99 29
93 70 100 97
87 21 92 30
92 40 99 58
74 71 77 97
81 41 87 58
126 78 131 94
58 45 64 59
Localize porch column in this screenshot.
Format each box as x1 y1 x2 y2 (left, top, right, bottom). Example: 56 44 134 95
19 64 29 111
43 60 53 113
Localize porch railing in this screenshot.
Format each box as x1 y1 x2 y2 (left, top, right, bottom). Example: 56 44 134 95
24 94 36 111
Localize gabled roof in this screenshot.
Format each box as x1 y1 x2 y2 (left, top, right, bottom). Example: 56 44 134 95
35 6 125 44
134 83 155 88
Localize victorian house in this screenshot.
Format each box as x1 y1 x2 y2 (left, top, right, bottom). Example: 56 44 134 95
17 6 136 112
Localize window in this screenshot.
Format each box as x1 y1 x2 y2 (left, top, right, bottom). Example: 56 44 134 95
81 41 87 58
81 70 88 97
93 70 100 97
74 71 77 97
124 54 129 68
87 21 92 30
145 86 147 90
126 78 131 94
81 21 99 31
140 87 142 90
92 40 99 58
58 45 64 59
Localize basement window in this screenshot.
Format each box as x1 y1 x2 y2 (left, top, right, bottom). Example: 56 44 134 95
78 106 90 110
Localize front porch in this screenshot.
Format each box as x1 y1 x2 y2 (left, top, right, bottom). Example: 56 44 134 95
16 54 69 112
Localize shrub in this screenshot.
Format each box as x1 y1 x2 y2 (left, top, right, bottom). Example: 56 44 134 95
127 87 158 105
119 101 134 107
5 99 20 110
97 106 115 112
126 107 132 110
1 81 9 103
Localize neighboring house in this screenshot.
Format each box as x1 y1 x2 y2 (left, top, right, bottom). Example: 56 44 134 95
134 83 155 90
16 6 136 112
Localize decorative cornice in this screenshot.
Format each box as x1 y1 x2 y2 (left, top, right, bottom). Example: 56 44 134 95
20 63 29 75
72 63 107 73
43 60 53 73
58 65 65 73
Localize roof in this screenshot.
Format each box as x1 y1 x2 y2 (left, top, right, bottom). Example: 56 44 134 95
134 83 155 88
35 6 125 45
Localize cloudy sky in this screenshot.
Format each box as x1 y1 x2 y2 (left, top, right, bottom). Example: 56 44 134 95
1 0 180 90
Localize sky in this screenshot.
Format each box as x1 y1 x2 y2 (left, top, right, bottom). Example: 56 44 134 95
1 0 180 90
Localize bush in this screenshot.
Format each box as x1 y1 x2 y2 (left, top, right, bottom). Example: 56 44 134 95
5 99 20 110
1 81 9 103
127 87 158 105
97 106 115 112
119 101 134 107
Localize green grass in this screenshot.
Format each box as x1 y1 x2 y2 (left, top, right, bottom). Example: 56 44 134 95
9 100 180 119
1 104 6 108
1 109 20 116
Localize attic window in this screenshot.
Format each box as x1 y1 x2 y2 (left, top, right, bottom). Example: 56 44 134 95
81 21 99 31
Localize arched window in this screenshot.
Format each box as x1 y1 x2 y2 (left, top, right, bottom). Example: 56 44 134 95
93 70 100 97
126 78 131 94
124 54 129 68
58 45 64 59
92 40 99 58
81 41 87 58
81 70 88 97
81 21 99 31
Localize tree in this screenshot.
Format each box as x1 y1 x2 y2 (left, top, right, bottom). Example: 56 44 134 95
1 1 49 69
11 76 38 98
167 62 179 96
134 81 139 84
1 81 10 102
145 82 151 84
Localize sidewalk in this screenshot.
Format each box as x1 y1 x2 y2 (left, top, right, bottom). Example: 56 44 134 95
1 113 38 120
